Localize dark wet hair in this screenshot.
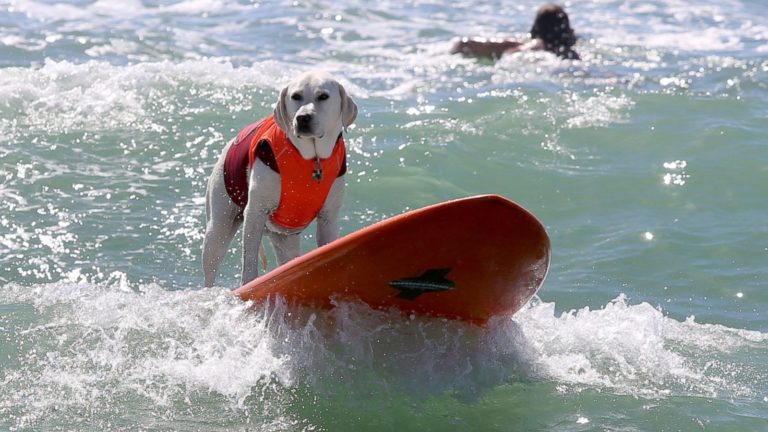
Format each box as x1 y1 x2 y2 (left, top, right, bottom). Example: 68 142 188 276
529 4 579 59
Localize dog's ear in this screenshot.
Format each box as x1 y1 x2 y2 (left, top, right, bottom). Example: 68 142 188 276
338 84 358 129
273 85 290 132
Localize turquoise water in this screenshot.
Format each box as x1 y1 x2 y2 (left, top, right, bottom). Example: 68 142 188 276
1 0 767 430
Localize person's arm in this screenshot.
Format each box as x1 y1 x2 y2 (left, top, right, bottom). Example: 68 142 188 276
451 38 523 59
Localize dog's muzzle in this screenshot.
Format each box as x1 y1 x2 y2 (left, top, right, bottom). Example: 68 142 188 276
295 113 314 135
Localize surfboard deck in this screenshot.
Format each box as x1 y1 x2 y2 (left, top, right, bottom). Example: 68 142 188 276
233 194 550 326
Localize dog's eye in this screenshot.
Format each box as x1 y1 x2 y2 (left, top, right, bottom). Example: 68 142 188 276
317 93 329 101
291 92 302 101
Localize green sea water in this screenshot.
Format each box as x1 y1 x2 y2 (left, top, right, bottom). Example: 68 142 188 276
1 0 767 430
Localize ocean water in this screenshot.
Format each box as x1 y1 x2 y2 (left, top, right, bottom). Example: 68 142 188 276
1 0 767 430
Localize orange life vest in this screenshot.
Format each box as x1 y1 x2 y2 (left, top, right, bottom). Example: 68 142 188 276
223 115 346 231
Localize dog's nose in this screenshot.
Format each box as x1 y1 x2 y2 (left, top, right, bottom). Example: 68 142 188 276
295 113 313 131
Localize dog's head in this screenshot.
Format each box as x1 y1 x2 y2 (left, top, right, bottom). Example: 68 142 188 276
274 71 357 160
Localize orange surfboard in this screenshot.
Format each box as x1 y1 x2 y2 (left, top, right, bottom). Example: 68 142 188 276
233 195 550 326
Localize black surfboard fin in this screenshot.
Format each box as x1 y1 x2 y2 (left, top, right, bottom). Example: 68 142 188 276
390 268 455 300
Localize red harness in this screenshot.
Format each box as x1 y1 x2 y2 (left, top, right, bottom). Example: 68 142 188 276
223 115 346 230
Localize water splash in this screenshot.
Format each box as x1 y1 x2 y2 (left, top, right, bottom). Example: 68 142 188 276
2 282 766 430
516 294 768 399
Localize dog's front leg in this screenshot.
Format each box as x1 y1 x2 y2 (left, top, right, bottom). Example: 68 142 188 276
240 162 280 285
316 178 345 247
241 202 268 285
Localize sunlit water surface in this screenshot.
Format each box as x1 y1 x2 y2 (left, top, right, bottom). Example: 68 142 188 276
1 0 767 430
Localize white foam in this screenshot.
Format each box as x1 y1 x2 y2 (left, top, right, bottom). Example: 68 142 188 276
0 59 297 134
1 282 296 428
580 0 757 52
515 294 768 398
7 0 249 23
3 281 766 421
7 1 94 22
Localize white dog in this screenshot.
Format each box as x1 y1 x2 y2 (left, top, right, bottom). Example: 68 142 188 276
203 71 357 287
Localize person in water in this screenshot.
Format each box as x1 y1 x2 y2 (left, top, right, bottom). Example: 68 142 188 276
451 4 580 60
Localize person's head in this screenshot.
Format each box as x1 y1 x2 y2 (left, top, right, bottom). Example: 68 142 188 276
529 4 577 58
